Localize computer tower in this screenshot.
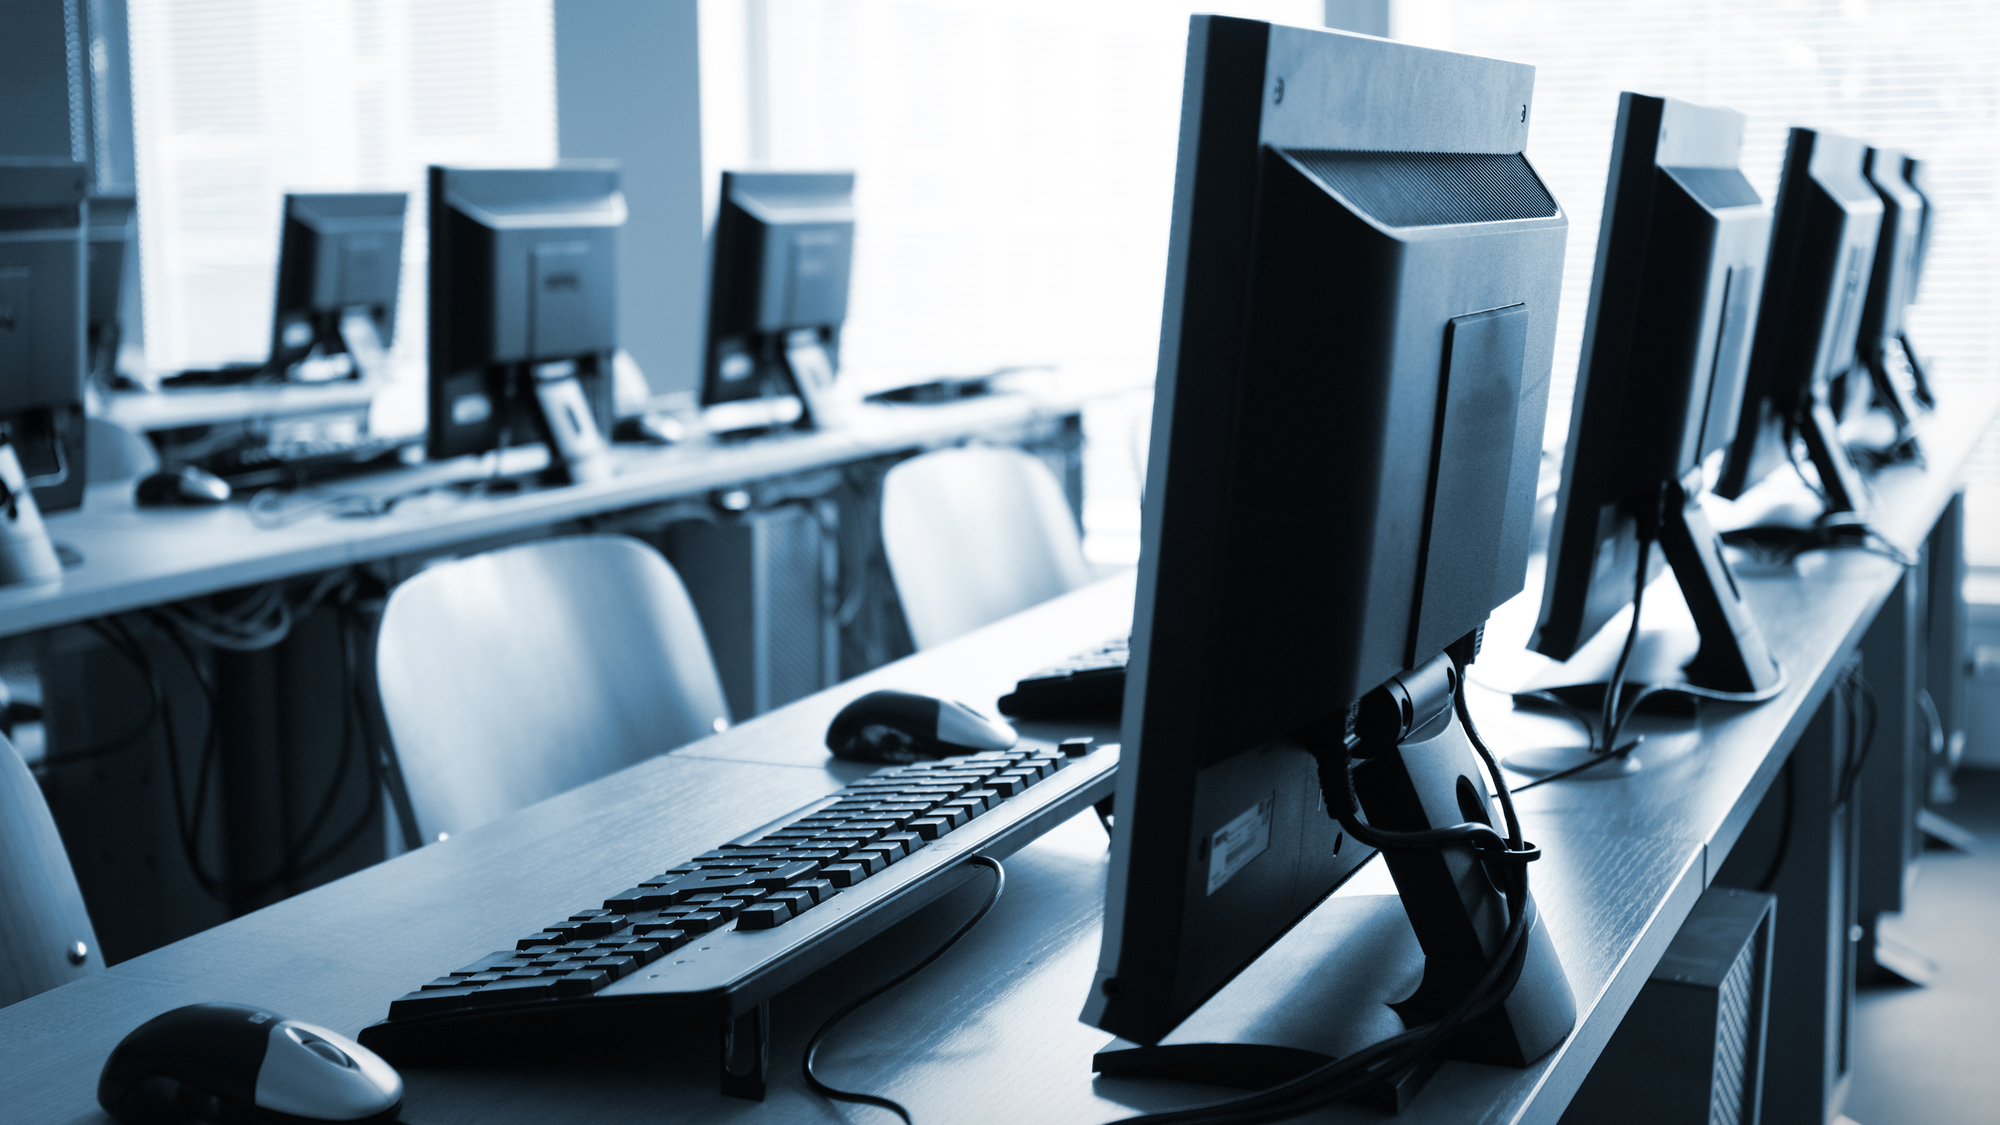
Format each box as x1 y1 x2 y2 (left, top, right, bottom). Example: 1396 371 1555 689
664 501 839 718
1562 886 1776 1125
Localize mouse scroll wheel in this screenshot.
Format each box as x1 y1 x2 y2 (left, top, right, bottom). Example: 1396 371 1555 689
285 1026 355 1068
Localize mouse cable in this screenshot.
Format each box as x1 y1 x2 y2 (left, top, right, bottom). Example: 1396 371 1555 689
803 854 1007 1125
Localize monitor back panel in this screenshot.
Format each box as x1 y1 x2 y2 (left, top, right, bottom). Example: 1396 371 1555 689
1088 18 1565 1044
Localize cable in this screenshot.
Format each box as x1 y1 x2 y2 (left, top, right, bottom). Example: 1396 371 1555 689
803 855 1007 1125
1755 755 1796 894
1115 671 1542 1124
1835 665 1879 808
74 572 386 906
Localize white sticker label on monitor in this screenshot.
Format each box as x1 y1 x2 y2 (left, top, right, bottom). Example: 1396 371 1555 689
1206 794 1274 895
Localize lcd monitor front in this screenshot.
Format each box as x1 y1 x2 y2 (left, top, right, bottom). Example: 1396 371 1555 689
1085 17 1565 1047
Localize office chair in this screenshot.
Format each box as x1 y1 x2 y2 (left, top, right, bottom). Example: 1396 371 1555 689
880 445 1095 649
374 535 731 845
1 733 104 1007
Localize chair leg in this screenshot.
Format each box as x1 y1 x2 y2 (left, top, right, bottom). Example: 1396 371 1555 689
718 1002 770 1100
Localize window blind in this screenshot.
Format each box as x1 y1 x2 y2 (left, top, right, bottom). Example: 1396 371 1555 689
1405 0 2000 562
127 0 557 377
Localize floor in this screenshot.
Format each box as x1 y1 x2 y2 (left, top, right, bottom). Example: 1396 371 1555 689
1842 767 2000 1125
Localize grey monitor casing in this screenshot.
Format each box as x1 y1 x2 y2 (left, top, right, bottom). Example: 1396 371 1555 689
270 192 407 373
1086 17 1565 1044
427 164 624 462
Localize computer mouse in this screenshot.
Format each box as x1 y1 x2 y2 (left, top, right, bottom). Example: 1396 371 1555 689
99 1002 403 1124
826 689 1018 763
134 466 232 507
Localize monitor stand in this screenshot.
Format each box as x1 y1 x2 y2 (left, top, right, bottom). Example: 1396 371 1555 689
1799 386 1873 517
1511 479 1784 773
1096 660 1576 1111
1898 331 1936 408
337 309 392 385
505 358 614 486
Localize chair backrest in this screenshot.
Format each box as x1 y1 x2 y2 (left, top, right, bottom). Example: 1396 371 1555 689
1 734 103 1007
881 445 1094 649
375 535 731 844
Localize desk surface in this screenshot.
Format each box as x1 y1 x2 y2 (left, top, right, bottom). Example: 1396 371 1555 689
1 389 1991 1125
2 374 1128 640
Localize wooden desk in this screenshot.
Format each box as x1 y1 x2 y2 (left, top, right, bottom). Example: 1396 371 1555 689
1 390 1988 1125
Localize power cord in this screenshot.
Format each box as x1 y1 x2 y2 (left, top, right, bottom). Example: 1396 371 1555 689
803 855 1007 1125
65 572 388 905
1115 655 1540 1123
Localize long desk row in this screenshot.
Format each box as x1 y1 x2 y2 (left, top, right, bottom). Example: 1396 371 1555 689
0 374 1124 641
1 386 1991 1124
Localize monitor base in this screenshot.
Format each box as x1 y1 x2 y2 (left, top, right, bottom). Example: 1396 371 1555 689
1512 628 1706 717
1092 1041 1441 1113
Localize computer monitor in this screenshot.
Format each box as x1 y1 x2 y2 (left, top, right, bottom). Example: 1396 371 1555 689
1528 93 1781 708
269 192 406 384
85 193 136 388
1855 148 1927 430
427 165 623 484
1714 127 1880 514
1897 154 1937 407
0 158 89 514
700 171 854 434
1084 17 1573 1106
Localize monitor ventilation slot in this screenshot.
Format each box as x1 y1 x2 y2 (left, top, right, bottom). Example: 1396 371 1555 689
1285 150 1557 228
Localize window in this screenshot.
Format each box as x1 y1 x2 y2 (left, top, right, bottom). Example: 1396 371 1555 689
1400 0 2000 562
127 0 557 382
700 1 1321 564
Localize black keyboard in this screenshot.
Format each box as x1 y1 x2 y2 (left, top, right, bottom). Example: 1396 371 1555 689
356 739 1117 1074
197 437 418 489
997 634 1129 719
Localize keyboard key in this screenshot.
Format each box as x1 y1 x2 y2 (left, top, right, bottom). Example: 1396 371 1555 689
466 977 566 1005
854 847 897 872
765 888 817 915
554 970 610 995
588 955 638 981
878 832 925 857
389 986 483 1019
988 775 1029 798
735 900 797 930
624 940 667 964
752 861 821 888
450 953 527 976
790 878 837 905
603 887 676 912
676 911 727 934
517 932 564 950
908 817 951 840
631 924 690 949
821 862 866 887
